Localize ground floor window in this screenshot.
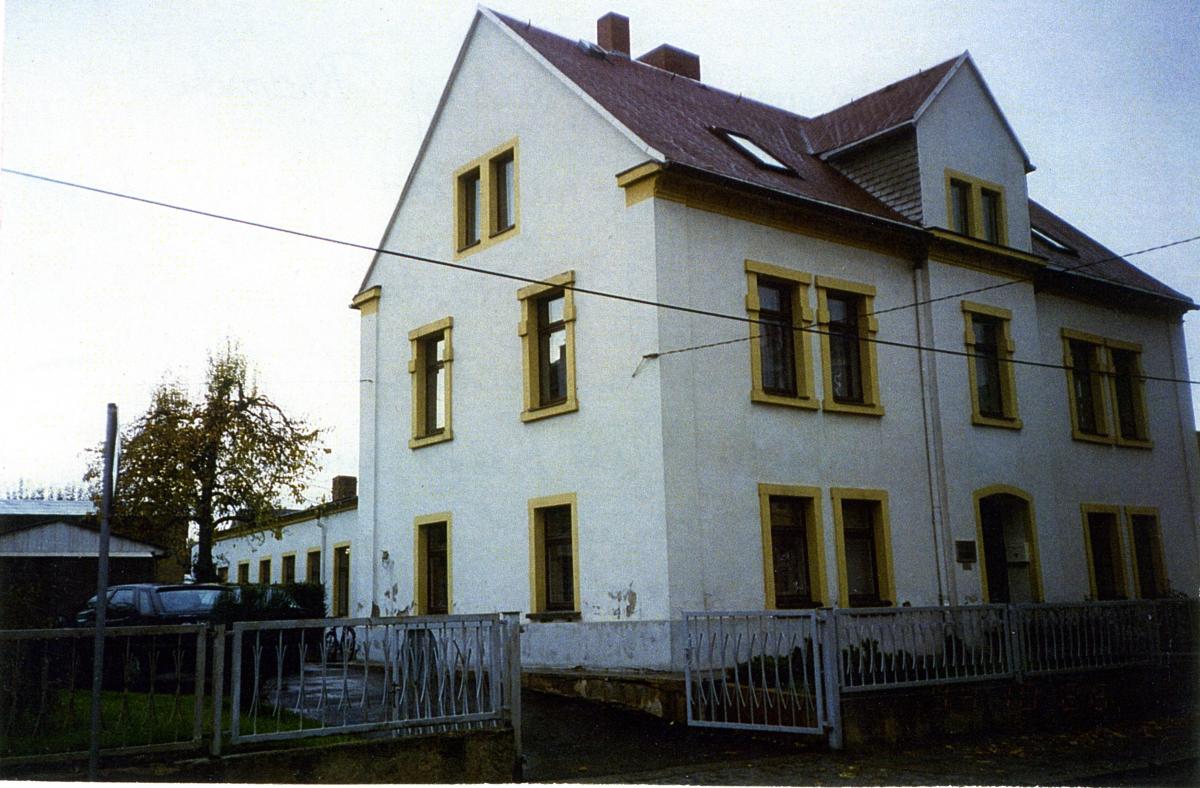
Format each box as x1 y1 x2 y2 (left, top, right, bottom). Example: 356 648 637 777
415 515 451 615
332 544 351 617
757 484 826 609
832 489 894 608
281 553 296 584
258 558 271 584
1127 508 1167 599
306 549 321 584
1082 506 1126 600
529 494 579 617
237 561 249 585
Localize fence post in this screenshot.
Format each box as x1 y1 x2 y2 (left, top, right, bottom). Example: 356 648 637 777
501 611 522 777
1008 605 1025 682
230 626 242 743
821 610 844 750
193 627 207 749
211 625 225 757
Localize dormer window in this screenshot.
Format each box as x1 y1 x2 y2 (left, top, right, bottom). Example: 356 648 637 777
454 139 520 258
1031 226 1075 254
716 129 793 173
944 169 1007 245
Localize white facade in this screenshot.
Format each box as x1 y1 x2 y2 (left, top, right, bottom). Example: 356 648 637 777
350 11 1200 672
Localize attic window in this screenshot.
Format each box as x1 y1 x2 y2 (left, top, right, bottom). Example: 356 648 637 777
1031 226 1075 254
716 129 794 173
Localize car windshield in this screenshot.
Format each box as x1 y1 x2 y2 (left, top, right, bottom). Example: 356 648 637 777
156 588 223 613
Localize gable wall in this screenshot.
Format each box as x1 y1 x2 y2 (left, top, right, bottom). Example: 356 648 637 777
359 17 672 627
916 65 1032 250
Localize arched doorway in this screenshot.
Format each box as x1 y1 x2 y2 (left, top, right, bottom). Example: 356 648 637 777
973 486 1043 603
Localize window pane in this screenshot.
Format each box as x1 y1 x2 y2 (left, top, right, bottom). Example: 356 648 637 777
282 555 296 584
981 189 1001 243
1130 516 1161 598
769 497 811 608
972 316 1004 417
1070 341 1100 434
494 154 515 232
950 180 971 235
424 523 449 614
842 500 880 606
827 294 863 403
1087 513 1122 600
538 294 568 406
758 280 796 396
1111 349 1142 440
542 506 573 611
422 332 445 435
306 552 321 584
461 170 481 247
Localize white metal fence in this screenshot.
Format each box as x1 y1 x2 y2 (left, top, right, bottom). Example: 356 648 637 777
227 613 521 747
0 613 521 767
685 599 1197 743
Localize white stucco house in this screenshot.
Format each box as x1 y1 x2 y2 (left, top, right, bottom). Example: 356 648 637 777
209 476 359 617
345 9 1199 672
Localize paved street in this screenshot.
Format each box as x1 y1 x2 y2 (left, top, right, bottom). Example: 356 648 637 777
522 690 1198 785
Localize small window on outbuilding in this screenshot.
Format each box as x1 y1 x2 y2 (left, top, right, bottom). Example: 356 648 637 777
715 129 794 173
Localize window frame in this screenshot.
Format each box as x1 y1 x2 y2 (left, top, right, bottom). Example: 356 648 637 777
1106 339 1151 448
757 484 827 609
528 493 580 619
518 271 578 422
745 260 816 409
1124 506 1168 599
1061 329 1152 448
215 566 229 583
332 541 351 618
830 488 895 608
1080 504 1128 601
408 316 454 449
943 169 1008 245
816 276 883 416
237 561 250 585
453 138 520 258
414 513 452 615
305 548 321 585
281 552 296 584
961 301 1021 429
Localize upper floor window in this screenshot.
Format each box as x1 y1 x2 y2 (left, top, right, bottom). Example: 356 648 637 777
1062 329 1151 448
816 277 883 416
518 271 578 422
944 169 1007 245
409 317 454 449
962 301 1020 429
744 260 816 409
454 139 519 258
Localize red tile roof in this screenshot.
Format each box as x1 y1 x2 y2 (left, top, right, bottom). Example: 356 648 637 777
493 12 1190 307
806 56 959 154
1029 201 1190 303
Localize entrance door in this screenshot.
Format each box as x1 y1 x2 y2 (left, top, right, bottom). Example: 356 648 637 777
977 492 1037 604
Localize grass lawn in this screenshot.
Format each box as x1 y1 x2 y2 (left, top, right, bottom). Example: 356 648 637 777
0 689 312 759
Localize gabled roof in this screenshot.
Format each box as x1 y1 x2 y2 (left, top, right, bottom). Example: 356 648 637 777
492 10 912 226
806 55 961 154
1030 201 1191 304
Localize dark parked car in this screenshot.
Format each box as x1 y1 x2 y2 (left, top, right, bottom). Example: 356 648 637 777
73 583 310 627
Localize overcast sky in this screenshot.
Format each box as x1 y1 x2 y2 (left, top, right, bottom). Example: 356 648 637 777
3 0 1198 502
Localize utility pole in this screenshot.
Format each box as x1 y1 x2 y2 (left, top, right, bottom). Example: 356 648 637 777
88 404 117 780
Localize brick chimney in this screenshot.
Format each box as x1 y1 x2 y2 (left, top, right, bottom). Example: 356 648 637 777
331 475 357 502
597 12 630 56
637 43 700 81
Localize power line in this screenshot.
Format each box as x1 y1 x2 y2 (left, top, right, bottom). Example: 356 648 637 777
5 167 1199 386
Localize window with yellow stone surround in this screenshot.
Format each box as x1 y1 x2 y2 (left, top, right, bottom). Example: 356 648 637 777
816 276 883 416
944 169 1008 245
758 484 826 608
1061 329 1151 448
454 139 519 257
409 316 453 449
962 301 1020 429
745 260 816 409
518 271 577 422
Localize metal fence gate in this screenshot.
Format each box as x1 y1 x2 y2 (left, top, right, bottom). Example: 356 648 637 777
683 610 835 736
